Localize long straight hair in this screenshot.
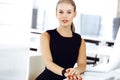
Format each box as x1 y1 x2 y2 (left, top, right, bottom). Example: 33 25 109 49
56 0 76 32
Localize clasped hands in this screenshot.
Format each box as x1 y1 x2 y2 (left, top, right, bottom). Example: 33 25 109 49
64 68 82 80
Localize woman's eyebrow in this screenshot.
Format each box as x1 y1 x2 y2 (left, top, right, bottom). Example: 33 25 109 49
58 9 63 11
58 9 73 11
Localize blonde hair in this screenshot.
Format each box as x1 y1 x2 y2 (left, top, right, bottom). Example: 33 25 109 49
56 0 76 32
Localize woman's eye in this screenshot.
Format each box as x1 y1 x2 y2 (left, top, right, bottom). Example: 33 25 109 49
59 11 63 14
67 12 72 14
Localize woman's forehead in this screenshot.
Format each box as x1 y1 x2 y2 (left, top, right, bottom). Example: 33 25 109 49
57 3 74 11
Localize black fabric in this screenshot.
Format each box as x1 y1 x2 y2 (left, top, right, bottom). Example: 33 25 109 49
36 68 65 80
36 28 82 80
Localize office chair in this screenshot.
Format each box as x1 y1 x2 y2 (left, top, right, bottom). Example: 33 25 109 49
28 55 45 80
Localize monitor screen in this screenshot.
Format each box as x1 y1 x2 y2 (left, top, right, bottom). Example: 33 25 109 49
80 14 101 37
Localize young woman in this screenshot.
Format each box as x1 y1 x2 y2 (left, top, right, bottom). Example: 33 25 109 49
36 0 86 80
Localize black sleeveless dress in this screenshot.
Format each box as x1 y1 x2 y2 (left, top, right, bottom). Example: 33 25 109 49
36 29 82 80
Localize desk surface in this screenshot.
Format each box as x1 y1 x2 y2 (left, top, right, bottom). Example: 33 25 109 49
86 45 113 56
82 70 120 80
82 35 114 46
64 70 120 80
82 35 114 42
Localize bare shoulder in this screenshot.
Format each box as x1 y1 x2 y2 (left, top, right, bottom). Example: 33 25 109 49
81 38 85 42
41 32 50 40
81 38 86 47
40 32 50 43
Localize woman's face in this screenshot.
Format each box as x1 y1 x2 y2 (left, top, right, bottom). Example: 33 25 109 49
56 3 76 27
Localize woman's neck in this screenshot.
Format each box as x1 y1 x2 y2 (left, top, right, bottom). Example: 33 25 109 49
57 27 73 37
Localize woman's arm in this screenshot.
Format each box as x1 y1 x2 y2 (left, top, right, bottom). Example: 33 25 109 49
40 32 64 76
64 38 86 80
75 38 86 74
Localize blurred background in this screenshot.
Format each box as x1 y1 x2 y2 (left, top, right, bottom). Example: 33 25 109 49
0 0 120 80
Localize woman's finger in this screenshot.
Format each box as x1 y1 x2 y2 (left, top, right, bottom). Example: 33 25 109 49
77 75 82 80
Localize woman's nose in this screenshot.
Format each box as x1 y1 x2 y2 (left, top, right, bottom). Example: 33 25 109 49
62 13 67 18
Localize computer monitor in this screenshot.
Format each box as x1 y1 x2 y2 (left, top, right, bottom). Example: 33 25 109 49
112 17 120 40
80 14 101 37
107 27 120 70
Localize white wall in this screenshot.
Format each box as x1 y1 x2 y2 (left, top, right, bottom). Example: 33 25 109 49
0 0 33 80
0 0 33 46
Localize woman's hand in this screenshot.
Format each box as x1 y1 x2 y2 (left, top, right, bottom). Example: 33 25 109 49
64 68 82 80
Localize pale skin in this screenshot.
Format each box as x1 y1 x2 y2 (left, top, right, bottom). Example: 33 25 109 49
40 2 86 80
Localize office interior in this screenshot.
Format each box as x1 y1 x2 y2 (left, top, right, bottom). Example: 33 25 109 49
0 0 120 80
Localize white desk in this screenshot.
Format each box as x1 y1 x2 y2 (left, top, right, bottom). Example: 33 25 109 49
64 69 120 80
82 71 120 80
82 35 114 46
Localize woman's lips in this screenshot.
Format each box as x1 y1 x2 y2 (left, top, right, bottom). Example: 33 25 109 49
62 20 68 23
